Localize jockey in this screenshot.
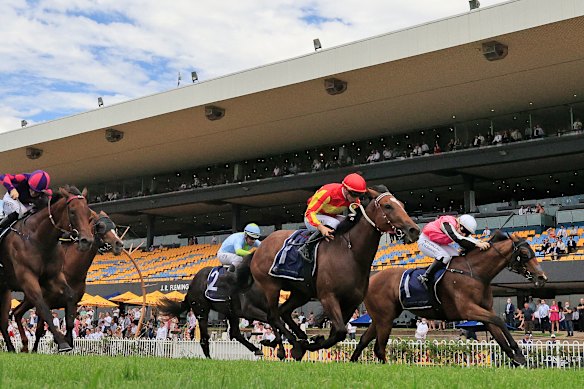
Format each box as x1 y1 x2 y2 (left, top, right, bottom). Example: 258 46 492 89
303 173 367 241
217 223 261 267
417 214 490 289
0 170 52 229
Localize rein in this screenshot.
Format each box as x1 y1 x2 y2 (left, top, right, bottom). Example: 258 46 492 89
48 194 85 238
349 192 404 238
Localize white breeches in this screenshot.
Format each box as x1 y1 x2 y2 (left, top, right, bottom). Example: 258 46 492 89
417 233 460 265
218 252 244 267
304 215 345 232
2 193 32 218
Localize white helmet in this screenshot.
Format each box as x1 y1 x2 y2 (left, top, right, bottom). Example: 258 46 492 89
458 214 477 234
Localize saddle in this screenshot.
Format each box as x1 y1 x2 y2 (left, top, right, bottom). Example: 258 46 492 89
399 267 447 310
269 230 318 281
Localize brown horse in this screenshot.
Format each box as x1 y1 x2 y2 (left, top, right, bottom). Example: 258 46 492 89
159 266 281 359
13 210 124 352
230 186 420 360
350 231 547 366
0 186 94 352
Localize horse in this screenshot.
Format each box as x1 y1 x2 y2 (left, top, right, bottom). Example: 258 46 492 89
228 186 420 360
0 186 94 352
158 266 283 359
12 210 124 352
349 231 547 366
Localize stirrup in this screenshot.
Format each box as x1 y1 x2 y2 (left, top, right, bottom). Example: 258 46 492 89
417 274 429 289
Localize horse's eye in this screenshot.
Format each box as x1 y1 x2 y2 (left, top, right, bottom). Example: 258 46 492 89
384 204 392 210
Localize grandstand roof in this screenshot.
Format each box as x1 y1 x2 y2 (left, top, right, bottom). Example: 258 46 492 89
2 0 583 187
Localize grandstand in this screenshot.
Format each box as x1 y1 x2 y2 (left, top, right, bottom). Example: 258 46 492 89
1 0 584 304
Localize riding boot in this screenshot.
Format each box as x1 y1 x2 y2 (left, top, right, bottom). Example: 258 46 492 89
298 230 321 263
417 259 446 290
0 212 18 231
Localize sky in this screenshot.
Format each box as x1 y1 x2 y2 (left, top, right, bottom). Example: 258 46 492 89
0 0 508 133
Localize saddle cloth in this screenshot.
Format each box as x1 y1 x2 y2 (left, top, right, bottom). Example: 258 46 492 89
398 267 447 310
269 230 317 281
204 266 230 302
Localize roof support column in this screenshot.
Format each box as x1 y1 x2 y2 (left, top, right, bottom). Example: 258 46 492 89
146 214 156 249
231 204 241 233
463 175 476 213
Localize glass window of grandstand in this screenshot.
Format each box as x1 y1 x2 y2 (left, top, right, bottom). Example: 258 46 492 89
454 119 492 149
529 105 572 137
490 113 530 144
571 101 584 133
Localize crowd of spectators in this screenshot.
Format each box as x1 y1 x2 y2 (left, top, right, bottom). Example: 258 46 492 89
88 117 584 205
537 225 579 260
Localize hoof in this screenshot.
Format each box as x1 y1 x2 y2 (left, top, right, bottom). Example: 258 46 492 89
254 349 264 357
290 344 305 361
260 339 278 348
310 335 325 344
58 342 72 353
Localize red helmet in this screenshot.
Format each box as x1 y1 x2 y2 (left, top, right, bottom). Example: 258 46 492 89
342 173 367 193
28 170 51 192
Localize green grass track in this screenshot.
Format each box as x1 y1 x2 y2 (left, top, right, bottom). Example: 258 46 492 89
0 353 581 389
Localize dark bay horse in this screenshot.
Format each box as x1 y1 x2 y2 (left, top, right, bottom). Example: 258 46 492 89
230 187 420 360
159 266 281 359
0 186 94 352
350 231 547 366
13 210 124 352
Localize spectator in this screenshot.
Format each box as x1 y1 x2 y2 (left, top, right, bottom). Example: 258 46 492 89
307 312 316 328
492 132 503 145
411 144 422 157
472 135 481 148
211 235 218 245
556 225 567 239
577 298 584 332
533 124 545 138
415 318 429 340
567 236 577 253
187 310 197 340
514 308 524 330
572 118 582 132
311 159 323 171
537 299 550 334
522 302 535 334
524 126 533 140
510 128 523 141
520 333 533 345
420 142 429 154
482 225 491 237
549 300 560 334
382 147 392 160
504 298 515 327
563 302 574 337
347 312 358 340
433 141 442 154
535 203 545 214
273 165 282 177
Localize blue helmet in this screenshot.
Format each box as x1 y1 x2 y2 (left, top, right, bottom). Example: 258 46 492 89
243 223 261 239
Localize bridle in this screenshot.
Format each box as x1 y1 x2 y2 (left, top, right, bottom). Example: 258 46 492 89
93 214 118 253
349 192 405 239
48 194 87 240
491 234 535 281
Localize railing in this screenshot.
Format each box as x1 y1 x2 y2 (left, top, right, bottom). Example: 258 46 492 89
2 337 583 368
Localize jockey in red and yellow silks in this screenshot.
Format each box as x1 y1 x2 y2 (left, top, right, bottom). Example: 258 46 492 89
303 173 367 241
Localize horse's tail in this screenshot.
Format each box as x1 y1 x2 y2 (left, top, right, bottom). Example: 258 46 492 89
233 252 255 292
158 297 188 318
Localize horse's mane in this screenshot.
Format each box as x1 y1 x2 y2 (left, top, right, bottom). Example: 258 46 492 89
34 185 83 211
490 230 510 243
334 185 390 236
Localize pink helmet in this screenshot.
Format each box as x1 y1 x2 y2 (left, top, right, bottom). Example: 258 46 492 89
28 170 51 192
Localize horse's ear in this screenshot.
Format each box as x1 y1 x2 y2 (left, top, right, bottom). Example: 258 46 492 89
58 187 69 197
366 188 380 199
82 187 88 198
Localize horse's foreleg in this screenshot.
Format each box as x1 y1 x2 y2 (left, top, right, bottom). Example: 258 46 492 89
63 285 76 349
33 318 46 352
20 275 70 352
278 292 310 341
303 294 347 352
12 300 33 353
350 322 377 362
0 289 15 352
227 315 262 356
484 318 526 366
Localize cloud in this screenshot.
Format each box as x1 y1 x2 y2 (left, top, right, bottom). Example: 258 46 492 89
0 0 507 133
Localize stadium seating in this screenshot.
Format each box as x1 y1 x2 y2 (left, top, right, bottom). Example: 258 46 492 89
85 225 584 284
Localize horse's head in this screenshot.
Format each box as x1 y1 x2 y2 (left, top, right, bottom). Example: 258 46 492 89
92 210 124 255
497 232 547 287
58 186 94 252
364 186 420 243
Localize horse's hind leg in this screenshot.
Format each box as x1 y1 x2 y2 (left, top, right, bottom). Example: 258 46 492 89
350 322 377 362
0 289 16 352
303 294 347 352
227 314 262 356
192 301 211 359
279 292 310 341
33 319 46 352
20 274 70 352
12 300 33 353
